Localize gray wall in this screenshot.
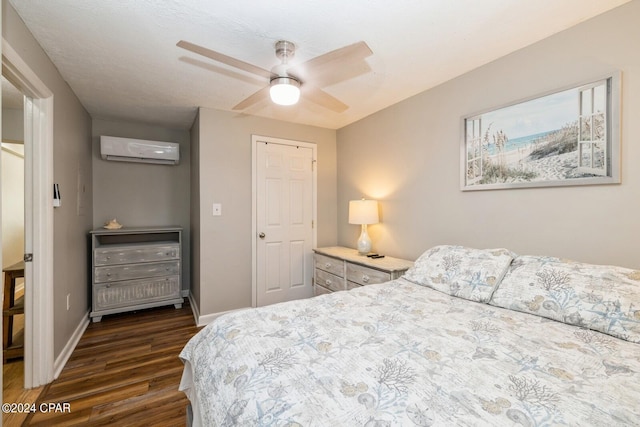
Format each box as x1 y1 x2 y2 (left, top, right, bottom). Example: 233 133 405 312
337 1 640 269
193 108 337 316
3 1 94 358
2 107 23 141
92 118 191 289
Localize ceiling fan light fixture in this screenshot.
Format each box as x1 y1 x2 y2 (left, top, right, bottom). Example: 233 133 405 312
269 77 300 106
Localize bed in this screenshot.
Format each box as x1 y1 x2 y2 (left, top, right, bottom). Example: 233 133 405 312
179 245 640 426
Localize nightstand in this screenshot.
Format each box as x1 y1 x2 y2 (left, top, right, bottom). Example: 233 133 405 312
313 246 413 296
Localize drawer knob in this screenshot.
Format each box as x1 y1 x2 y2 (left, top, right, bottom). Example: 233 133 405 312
106 256 111 260
325 279 332 285
106 273 111 276
362 275 370 283
325 262 332 269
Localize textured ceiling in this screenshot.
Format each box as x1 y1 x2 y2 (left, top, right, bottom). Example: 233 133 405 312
9 0 630 130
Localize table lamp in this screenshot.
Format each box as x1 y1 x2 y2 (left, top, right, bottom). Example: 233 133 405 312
349 199 379 255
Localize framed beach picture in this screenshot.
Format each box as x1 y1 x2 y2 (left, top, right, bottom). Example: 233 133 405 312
460 73 621 191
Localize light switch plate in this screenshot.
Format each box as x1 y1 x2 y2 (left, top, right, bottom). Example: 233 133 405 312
212 203 222 216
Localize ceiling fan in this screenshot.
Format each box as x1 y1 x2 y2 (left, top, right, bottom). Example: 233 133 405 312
176 39 372 112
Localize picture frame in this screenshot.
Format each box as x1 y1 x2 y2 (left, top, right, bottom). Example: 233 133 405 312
460 72 621 191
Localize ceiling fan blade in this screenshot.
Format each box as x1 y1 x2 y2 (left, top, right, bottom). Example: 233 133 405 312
177 40 272 79
290 41 372 84
302 41 372 70
302 86 349 113
232 86 270 110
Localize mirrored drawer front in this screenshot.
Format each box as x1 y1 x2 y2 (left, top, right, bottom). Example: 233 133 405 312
95 261 180 283
314 254 344 277
94 276 180 310
315 268 345 292
95 243 180 266
346 263 391 286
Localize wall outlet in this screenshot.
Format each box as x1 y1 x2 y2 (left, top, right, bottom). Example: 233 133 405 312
66 294 70 311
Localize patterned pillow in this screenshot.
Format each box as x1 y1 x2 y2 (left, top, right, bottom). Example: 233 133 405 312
402 245 515 303
489 255 640 343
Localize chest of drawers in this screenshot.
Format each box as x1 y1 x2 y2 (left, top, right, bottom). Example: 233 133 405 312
89 226 184 322
313 246 413 296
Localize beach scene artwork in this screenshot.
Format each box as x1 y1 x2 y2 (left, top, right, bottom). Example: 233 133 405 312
463 78 614 190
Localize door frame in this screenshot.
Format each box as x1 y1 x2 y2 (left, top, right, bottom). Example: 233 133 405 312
2 38 55 387
251 134 317 307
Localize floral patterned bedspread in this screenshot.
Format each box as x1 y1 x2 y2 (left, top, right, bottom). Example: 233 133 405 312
179 279 640 426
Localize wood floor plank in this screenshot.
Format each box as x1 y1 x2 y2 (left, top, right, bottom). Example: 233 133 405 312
27 408 93 427
43 359 181 402
27 382 149 425
88 387 186 424
54 361 108 382
23 301 200 426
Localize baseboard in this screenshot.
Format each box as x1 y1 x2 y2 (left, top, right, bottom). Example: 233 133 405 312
187 292 200 326
196 309 231 327
53 311 90 379
186 292 249 327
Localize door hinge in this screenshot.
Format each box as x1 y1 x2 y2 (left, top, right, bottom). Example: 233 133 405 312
312 220 315 229
24 253 33 262
312 159 316 171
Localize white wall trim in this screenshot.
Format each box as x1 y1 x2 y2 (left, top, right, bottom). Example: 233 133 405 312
187 291 247 327
183 289 199 325
2 43 52 99
53 312 89 379
196 307 250 327
3 37 55 388
187 292 200 326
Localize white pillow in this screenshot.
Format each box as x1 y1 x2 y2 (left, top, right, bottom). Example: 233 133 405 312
403 245 515 303
490 255 640 343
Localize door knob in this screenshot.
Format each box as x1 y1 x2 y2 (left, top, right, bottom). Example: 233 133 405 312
259 232 266 239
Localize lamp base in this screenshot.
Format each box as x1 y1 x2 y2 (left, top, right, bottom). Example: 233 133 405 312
356 224 372 255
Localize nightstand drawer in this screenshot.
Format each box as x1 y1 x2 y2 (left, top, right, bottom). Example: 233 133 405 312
315 269 346 292
313 283 332 296
347 263 391 286
313 247 413 296
346 281 362 290
314 254 344 277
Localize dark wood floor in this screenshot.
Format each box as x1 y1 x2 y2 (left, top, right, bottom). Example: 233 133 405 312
23 301 200 426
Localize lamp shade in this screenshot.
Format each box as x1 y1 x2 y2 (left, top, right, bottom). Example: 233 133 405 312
270 77 301 106
348 199 379 225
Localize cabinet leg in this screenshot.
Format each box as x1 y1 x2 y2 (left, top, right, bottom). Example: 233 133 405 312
174 303 182 309
92 316 102 323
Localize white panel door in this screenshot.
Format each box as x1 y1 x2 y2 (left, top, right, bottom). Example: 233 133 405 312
256 140 314 306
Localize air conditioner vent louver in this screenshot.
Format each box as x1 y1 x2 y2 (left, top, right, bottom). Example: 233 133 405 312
100 136 179 165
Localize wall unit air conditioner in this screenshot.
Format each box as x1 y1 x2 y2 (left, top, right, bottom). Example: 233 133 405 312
100 135 180 165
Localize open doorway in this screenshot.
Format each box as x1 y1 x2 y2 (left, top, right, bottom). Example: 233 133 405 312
1 40 55 399
1 74 39 417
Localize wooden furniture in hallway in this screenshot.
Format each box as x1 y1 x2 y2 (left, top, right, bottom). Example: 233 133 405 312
3 260 25 362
